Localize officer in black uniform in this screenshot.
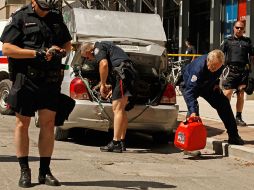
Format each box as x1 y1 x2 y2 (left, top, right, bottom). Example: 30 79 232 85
0 0 72 188
180 49 244 146
220 20 254 127
81 41 137 153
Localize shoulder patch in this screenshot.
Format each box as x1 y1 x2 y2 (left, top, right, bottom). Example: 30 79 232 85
6 17 13 25
191 75 198 82
94 48 99 55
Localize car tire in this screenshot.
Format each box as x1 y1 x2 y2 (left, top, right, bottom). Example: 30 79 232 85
152 131 175 144
0 79 14 115
70 128 87 141
55 127 69 141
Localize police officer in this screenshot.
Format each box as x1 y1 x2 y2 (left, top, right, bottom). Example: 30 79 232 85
180 49 244 145
220 20 254 127
81 41 137 153
0 0 72 188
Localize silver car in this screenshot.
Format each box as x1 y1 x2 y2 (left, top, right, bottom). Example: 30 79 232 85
56 8 179 143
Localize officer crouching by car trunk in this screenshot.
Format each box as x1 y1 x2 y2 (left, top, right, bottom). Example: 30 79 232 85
0 0 72 188
81 41 138 153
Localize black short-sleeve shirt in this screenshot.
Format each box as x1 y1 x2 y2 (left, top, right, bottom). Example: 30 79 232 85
0 4 72 72
94 41 130 68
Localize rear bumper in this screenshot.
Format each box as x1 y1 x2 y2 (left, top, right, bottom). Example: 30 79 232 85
60 100 179 133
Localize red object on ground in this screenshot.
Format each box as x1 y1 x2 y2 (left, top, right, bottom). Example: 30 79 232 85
174 116 207 151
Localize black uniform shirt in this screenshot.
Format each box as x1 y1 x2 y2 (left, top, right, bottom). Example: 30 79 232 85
94 41 130 68
220 35 253 67
0 4 72 73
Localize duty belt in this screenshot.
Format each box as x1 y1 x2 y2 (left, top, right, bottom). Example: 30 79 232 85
27 66 63 83
228 65 246 72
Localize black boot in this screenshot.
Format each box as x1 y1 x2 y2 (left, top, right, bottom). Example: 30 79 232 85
120 140 127 151
38 169 61 186
235 116 247 127
100 140 122 153
19 168 32 188
228 135 245 145
235 112 247 127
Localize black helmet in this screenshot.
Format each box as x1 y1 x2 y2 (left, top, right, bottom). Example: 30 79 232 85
35 0 58 10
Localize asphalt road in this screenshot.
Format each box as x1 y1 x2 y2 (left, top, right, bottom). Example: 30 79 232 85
1 114 254 190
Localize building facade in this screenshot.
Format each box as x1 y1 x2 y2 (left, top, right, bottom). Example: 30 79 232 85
0 0 253 54
176 0 254 54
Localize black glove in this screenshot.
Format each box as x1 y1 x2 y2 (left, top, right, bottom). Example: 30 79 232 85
35 50 47 63
47 48 66 61
245 77 254 95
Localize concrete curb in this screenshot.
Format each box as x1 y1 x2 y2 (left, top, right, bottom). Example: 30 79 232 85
206 137 254 161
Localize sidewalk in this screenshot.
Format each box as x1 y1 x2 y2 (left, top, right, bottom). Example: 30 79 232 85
176 95 254 161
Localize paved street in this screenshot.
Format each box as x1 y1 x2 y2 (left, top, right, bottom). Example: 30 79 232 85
1 113 254 190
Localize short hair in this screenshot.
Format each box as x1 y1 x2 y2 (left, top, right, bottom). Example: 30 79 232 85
207 49 225 65
80 42 94 53
233 20 246 28
185 38 192 45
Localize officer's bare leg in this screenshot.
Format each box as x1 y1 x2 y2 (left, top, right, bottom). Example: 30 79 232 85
15 113 32 187
120 115 128 139
112 96 128 141
235 89 246 126
38 109 56 157
15 113 31 157
236 90 244 113
37 109 60 185
223 89 233 101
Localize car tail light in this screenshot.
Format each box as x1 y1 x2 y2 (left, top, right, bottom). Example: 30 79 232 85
70 77 90 100
160 83 176 104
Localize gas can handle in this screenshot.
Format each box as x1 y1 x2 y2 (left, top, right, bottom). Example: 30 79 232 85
185 116 202 124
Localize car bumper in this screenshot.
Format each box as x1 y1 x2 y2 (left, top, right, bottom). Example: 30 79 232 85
60 100 179 133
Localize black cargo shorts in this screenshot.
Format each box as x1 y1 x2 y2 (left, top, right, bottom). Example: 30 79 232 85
222 65 248 90
7 73 61 117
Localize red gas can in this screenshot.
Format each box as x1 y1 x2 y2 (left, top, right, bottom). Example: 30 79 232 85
174 116 207 151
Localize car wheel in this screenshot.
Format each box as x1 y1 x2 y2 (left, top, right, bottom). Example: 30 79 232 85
55 127 69 141
70 128 87 141
152 131 175 144
0 79 14 115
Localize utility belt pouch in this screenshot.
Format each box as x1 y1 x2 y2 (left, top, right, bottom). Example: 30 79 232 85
55 94 76 126
113 62 126 80
113 61 138 81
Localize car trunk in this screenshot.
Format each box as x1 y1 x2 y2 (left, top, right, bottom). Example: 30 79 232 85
65 8 168 104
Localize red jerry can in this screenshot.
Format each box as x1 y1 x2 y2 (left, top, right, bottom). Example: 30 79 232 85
174 116 207 151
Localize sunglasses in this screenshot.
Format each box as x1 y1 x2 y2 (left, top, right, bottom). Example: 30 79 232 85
36 2 50 11
235 26 244 30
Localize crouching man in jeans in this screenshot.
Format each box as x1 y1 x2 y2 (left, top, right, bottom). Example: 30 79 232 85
81 41 137 153
180 49 244 146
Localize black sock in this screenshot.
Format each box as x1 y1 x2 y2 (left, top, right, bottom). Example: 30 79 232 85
18 156 29 169
236 112 242 118
39 157 51 175
113 140 120 145
121 139 125 142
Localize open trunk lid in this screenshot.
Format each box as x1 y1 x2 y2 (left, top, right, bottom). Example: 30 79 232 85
64 8 167 46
